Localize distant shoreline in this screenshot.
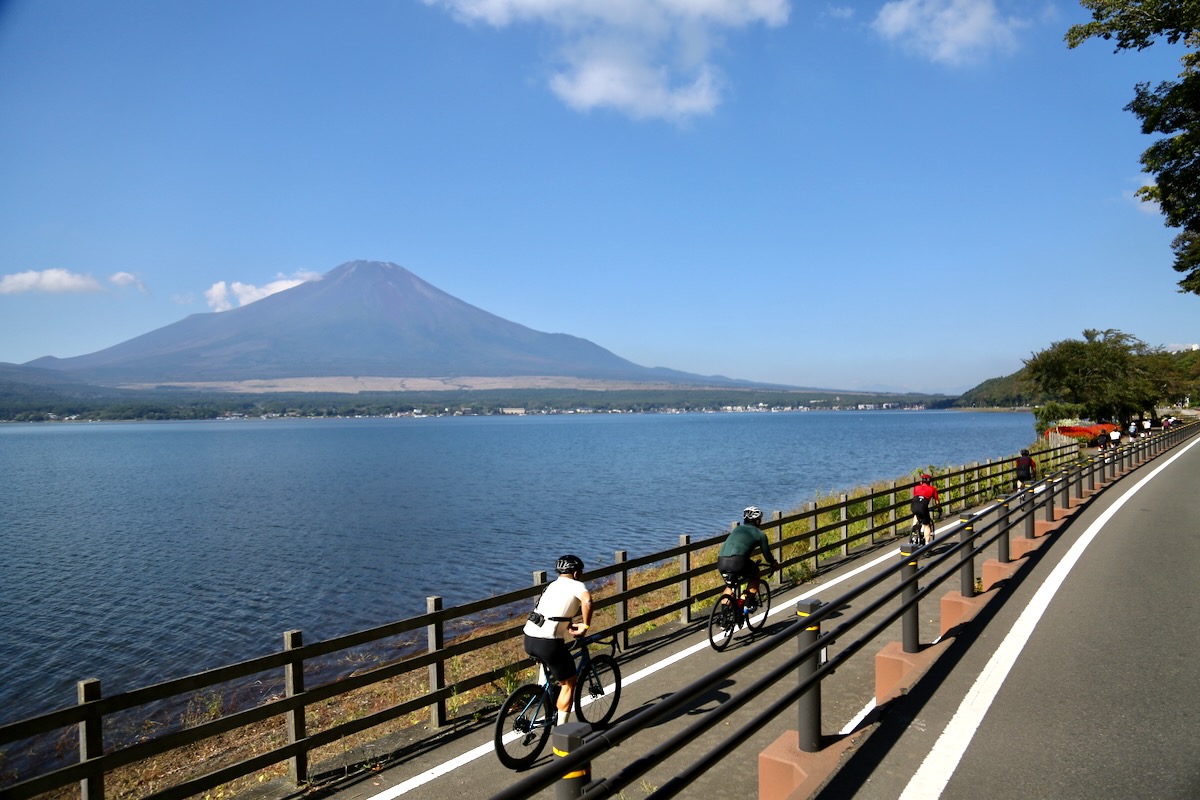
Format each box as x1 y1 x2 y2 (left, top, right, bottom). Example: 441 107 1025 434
1 375 963 422
113 375 941 395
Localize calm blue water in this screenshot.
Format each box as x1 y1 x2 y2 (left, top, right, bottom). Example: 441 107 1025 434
0 410 1035 723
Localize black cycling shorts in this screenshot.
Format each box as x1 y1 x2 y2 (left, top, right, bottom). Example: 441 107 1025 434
717 554 760 583
524 634 575 682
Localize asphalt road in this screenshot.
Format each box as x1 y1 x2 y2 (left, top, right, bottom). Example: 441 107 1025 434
302 434 1200 800
820 434 1200 800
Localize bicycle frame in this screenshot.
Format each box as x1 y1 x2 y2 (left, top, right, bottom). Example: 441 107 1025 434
532 633 618 687
494 632 623 768
517 634 621 731
708 562 772 651
719 574 754 620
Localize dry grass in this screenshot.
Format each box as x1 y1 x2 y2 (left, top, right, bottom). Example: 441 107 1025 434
15 551 739 800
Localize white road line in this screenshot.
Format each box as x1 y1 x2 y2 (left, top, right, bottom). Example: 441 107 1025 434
899 437 1200 799
368 538 914 797
841 699 877 735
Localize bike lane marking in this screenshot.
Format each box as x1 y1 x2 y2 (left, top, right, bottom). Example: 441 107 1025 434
899 436 1200 800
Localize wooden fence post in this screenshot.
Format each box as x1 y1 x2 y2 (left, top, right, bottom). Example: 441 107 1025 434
887 481 896 538
531 571 548 682
839 494 849 557
679 535 691 624
873 494 883 551
78 678 104 800
615 551 628 649
427 596 445 728
806 502 818 572
771 510 784 566
284 630 307 786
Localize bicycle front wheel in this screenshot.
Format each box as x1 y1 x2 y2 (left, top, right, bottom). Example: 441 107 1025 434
494 684 553 770
707 594 735 651
747 581 772 632
575 654 621 727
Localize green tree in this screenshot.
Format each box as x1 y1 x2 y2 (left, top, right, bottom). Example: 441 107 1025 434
1066 1 1200 292
1023 328 1171 424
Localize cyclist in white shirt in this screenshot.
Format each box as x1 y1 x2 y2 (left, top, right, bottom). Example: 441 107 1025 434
523 554 593 726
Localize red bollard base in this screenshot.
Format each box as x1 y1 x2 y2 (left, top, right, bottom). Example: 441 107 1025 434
758 730 861 800
874 639 950 706
939 590 990 638
981 558 1021 593
1010 533 1051 561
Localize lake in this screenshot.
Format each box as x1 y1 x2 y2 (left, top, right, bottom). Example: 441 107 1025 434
0 410 1035 723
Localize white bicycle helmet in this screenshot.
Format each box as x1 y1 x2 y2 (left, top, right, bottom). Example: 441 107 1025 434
743 506 763 523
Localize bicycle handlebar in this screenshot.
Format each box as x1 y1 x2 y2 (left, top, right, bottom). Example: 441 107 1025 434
575 631 620 656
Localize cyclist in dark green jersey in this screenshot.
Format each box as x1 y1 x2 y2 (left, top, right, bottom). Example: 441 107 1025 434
716 506 778 610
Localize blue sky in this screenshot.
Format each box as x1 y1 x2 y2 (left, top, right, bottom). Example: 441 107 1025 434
0 0 1194 394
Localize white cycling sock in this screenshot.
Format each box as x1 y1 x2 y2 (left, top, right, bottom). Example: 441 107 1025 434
558 709 572 726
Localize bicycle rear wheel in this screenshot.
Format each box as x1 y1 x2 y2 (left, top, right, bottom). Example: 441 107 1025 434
494 683 553 770
575 654 621 727
746 581 772 632
707 594 736 651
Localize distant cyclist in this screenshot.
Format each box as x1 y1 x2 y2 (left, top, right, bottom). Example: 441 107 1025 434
523 555 593 727
1015 449 1037 490
909 474 941 546
716 507 779 610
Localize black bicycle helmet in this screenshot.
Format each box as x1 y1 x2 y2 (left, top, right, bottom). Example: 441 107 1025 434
556 554 584 574
743 506 763 523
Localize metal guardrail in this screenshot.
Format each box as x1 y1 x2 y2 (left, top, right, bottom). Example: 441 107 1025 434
0 428 1166 800
489 421 1200 800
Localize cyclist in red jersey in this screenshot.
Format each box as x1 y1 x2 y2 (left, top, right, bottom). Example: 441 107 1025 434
1015 449 1037 490
909 473 941 546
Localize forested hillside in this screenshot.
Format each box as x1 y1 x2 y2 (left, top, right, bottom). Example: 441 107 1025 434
954 368 1043 408
955 345 1200 411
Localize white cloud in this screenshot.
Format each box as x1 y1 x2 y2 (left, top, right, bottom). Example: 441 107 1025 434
204 270 320 312
873 0 1026 66
0 268 104 294
109 271 149 293
423 0 790 121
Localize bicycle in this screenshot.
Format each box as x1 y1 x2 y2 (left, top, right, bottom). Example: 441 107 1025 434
493 632 622 770
707 563 773 651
